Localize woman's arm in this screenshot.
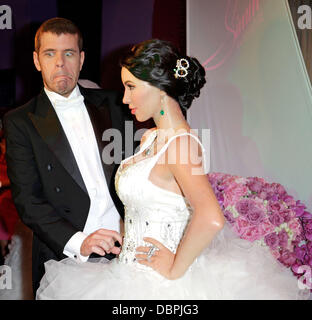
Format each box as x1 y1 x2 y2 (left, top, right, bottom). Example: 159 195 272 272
168 135 225 279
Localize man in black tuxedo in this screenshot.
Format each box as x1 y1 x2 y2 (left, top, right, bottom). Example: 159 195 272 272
4 18 130 297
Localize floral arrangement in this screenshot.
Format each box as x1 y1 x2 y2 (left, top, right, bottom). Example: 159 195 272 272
208 172 312 288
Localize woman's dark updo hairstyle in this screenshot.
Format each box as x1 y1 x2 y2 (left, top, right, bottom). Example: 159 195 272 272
120 39 206 111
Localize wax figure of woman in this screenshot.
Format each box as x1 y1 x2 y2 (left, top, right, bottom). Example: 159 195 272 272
36 39 308 300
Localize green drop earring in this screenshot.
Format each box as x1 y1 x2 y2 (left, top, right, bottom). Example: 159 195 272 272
160 96 165 116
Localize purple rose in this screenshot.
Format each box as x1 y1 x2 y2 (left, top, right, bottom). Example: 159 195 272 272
276 184 286 197
278 229 288 248
279 249 296 266
264 232 279 249
246 208 265 225
259 191 267 200
279 209 293 223
281 195 294 206
235 199 252 215
293 234 305 245
247 178 263 193
294 244 307 261
262 184 275 200
269 212 284 226
271 194 279 201
269 201 283 212
304 221 312 231
305 230 312 241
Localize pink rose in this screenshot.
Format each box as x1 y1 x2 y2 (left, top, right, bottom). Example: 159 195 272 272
294 245 307 261
259 220 275 236
246 208 265 226
278 229 288 248
259 191 267 200
288 219 302 237
283 195 296 207
247 177 264 193
304 221 312 231
276 184 287 197
305 230 312 241
243 226 262 241
235 199 255 216
264 232 279 249
279 209 293 223
233 217 250 236
269 212 284 226
269 201 283 212
279 249 297 266
223 184 248 208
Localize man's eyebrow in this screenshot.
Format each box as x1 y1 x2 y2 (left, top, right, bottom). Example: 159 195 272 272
124 80 134 85
41 48 77 53
41 49 56 53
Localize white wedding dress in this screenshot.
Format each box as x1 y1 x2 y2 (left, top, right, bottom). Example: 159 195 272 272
36 131 310 300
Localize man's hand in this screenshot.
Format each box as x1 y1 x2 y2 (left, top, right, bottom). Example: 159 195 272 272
80 229 123 257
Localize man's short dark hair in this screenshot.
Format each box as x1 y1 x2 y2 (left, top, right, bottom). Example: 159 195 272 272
34 17 83 53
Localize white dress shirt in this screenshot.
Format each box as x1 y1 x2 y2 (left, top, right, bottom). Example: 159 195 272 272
44 85 121 262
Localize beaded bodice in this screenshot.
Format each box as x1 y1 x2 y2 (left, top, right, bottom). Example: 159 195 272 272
115 130 205 269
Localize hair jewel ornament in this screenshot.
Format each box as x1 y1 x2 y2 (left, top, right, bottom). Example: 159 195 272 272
174 58 189 79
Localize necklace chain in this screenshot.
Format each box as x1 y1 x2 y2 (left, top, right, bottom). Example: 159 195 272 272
143 134 157 157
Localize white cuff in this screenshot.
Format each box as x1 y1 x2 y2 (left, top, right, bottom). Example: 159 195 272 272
63 231 89 262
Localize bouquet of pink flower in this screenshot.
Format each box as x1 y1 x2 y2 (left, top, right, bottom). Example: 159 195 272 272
208 172 312 287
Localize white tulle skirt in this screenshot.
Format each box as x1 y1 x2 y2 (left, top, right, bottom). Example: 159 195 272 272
36 225 310 300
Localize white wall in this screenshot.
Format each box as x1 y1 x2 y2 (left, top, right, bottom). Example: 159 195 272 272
187 0 312 211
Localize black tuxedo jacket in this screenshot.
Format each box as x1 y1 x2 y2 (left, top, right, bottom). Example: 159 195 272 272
4 86 131 294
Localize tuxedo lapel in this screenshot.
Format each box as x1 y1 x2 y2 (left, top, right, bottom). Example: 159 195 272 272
28 90 88 194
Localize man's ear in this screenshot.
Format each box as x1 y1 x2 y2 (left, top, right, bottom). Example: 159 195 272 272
79 51 85 71
33 51 41 72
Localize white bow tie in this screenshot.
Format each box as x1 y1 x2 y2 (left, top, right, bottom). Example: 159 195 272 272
54 95 84 110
